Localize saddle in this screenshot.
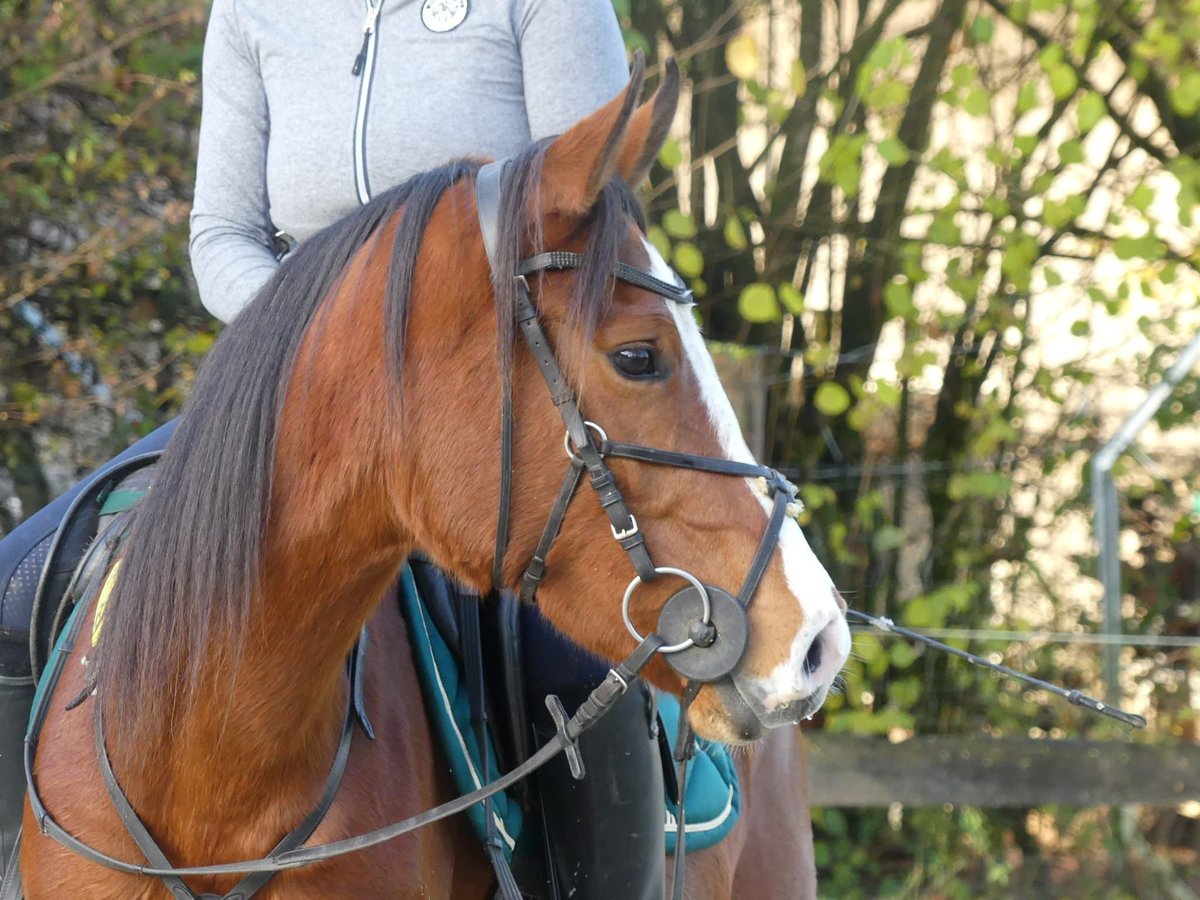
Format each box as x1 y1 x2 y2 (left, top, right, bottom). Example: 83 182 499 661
0 452 159 900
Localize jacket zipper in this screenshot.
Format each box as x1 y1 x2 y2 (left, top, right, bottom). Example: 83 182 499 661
351 0 383 205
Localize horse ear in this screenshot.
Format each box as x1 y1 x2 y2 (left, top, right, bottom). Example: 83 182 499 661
614 58 680 188
539 50 646 218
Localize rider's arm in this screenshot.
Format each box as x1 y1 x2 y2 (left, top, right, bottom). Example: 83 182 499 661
188 0 278 325
517 0 630 141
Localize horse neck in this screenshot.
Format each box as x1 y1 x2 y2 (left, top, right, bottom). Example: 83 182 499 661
139 279 414 819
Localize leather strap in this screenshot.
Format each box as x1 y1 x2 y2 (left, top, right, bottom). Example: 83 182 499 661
475 161 507 275
519 458 585 603
30 452 163 680
457 597 521 900
23 610 665 882
518 253 692 305
476 160 514 592
737 488 791 609
92 634 363 900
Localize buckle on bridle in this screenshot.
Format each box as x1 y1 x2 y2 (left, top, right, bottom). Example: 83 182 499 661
610 515 639 541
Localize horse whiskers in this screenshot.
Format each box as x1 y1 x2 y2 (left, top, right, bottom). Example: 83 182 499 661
828 673 847 697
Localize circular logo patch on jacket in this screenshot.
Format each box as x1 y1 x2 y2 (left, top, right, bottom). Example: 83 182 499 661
421 0 468 32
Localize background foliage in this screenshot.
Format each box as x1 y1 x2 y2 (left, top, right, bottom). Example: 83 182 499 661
2 0 1199 894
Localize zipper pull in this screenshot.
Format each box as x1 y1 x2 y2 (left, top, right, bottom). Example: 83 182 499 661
351 32 369 75
351 1 383 76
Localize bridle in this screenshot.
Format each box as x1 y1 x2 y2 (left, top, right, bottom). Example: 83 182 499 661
475 158 808 897
477 159 801 683
18 159 800 899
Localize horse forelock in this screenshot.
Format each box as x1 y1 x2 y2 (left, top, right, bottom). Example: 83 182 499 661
95 147 644 756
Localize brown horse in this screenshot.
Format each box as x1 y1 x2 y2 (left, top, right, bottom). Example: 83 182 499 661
20 60 848 898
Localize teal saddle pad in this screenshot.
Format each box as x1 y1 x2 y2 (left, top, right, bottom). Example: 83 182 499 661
396 564 740 858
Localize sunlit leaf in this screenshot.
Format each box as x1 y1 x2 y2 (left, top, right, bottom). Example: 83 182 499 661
814 382 852 416
970 15 995 43
662 209 697 239
1059 139 1083 164
1077 91 1106 131
1113 233 1159 259
723 215 747 250
791 59 807 96
672 242 704 277
725 33 759 81
779 283 805 314
658 138 683 169
737 283 779 322
877 137 911 166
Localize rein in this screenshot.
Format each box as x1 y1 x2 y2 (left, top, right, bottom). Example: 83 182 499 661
846 610 1146 728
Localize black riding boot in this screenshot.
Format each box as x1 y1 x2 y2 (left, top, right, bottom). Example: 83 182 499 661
520 606 665 900
0 674 33 884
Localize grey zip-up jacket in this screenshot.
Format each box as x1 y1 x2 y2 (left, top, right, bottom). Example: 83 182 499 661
189 0 628 323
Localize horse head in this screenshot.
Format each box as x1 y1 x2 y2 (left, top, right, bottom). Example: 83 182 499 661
400 57 850 744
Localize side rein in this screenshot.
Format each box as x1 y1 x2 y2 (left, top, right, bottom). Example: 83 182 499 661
20 161 789 899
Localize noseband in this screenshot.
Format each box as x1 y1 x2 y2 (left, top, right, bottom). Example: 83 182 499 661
477 159 799 685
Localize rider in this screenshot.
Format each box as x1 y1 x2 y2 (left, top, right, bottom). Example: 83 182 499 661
0 2 664 896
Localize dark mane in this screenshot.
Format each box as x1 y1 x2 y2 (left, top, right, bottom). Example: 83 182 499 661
95 143 645 748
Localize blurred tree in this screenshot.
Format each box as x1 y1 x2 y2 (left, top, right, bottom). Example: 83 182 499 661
2 0 1198 892
0 0 212 525
617 0 1200 729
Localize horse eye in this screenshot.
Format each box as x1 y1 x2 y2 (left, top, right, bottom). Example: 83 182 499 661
612 346 658 379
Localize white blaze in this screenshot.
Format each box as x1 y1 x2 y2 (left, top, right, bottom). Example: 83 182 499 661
642 237 849 705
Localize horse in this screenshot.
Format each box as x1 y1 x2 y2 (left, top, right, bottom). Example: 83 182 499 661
19 57 849 898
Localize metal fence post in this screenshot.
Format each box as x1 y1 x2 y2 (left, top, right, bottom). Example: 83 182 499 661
1091 332 1200 702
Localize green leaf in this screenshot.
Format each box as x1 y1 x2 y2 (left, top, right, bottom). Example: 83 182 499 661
1059 139 1083 165
883 279 915 318
1016 81 1039 115
1170 70 1200 117
662 209 697 239
950 63 978 89
1077 91 1106 131
791 60 807 96
877 136 911 166
647 225 671 258
970 15 995 43
1113 233 1159 259
726 33 759 80
963 88 991 117
779 283 805 314
723 215 747 250
946 471 1012 501
672 242 704 277
658 138 683 169
1128 182 1155 213
873 525 907 552
1049 64 1078 101
184 332 214 355
814 382 852 416
1013 133 1038 157
737 283 779 322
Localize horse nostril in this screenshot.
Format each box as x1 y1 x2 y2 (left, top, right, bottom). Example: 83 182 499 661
802 635 823 676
